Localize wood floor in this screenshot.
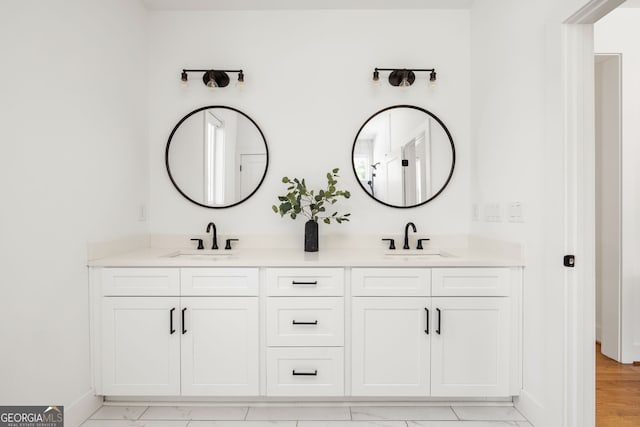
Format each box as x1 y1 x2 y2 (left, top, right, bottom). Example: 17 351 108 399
596 343 640 426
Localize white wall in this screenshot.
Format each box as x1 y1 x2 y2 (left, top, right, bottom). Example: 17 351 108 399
469 0 593 425
147 10 471 238
0 0 148 419
595 8 640 363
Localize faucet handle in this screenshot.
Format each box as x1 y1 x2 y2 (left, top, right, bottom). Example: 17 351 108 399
225 238 239 250
416 238 431 250
190 238 204 250
382 238 396 250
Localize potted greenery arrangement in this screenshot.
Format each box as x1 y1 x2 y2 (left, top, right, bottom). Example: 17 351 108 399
272 168 351 252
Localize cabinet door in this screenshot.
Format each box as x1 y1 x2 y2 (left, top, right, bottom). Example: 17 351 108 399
181 297 259 396
351 297 430 396
101 297 180 395
430 297 510 396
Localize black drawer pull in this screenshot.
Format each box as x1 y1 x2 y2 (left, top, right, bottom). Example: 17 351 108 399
292 320 318 325
292 370 318 376
436 308 441 335
170 308 176 334
291 280 318 286
424 307 429 335
182 307 187 334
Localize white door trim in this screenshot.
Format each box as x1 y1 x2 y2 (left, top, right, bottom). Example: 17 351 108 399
562 1 624 426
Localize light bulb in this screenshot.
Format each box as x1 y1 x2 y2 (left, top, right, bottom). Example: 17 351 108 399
180 71 188 89
429 70 437 89
372 70 380 88
236 71 245 90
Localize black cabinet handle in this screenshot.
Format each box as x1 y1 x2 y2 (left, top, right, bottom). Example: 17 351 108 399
424 307 429 335
182 307 187 334
170 308 176 334
292 370 318 376
291 280 318 286
436 308 441 335
292 320 318 325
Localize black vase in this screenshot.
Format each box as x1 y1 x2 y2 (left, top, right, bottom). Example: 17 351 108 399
304 220 319 252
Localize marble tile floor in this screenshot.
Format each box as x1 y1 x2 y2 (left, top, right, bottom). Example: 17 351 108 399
82 405 533 427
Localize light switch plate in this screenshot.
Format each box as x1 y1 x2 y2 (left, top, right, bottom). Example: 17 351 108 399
508 202 524 223
484 203 502 222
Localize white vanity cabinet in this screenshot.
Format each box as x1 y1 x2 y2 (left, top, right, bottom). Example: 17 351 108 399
351 267 521 398
264 268 345 396
91 262 522 400
351 296 431 396
95 267 259 396
101 296 181 395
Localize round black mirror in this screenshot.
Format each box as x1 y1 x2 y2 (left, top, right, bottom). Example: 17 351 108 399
166 106 269 208
352 105 455 208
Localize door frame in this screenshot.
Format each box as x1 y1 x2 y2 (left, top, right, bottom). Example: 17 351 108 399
562 1 625 426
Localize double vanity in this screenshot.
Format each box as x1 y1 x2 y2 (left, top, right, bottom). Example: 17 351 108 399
88 101 522 402
88 238 523 401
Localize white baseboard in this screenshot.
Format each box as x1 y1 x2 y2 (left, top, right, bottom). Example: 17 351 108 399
596 324 602 343
66 389 103 427
515 389 544 427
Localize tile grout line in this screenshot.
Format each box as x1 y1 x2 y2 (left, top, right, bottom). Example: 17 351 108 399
138 406 150 420
450 405 461 421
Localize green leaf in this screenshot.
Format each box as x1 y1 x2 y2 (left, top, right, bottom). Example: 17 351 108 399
291 213 297 219
323 218 330 224
332 212 337 216
332 168 339 174
272 205 278 213
329 186 336 193
315 195 322 202
336 218 342 224
282 177 290 183
344 213 351 217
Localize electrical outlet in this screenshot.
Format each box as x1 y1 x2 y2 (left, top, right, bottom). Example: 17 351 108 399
138 204 147 222
472 203 480 221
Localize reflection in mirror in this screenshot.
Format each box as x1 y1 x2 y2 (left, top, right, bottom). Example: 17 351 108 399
166 106 268 208
352 105 455 208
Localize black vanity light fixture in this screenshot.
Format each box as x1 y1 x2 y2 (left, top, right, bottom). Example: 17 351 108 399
372 67 437 89
180 68 245 90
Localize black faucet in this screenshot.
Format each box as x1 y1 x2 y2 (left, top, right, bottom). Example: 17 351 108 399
403 222 417 250
206 222 218 250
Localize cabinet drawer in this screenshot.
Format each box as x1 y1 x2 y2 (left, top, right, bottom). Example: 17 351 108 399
432 268 510 296
266 268 344 296
266 347 344 396
351 268 431 296
101 268 179 296
181 268 259 296
267 298 344 347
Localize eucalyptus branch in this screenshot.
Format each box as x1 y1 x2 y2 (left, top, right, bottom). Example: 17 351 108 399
272 168 351 224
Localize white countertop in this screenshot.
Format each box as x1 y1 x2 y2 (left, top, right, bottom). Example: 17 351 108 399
87 246 524 268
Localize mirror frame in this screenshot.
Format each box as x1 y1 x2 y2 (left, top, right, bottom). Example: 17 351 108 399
165 105 269 209
351 104 456 209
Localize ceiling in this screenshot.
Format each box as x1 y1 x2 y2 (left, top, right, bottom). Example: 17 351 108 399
620 0 640 7
141 0 474 11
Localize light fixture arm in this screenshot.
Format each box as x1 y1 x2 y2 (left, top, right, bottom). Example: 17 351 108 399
373 67 437 88
180 68 245 89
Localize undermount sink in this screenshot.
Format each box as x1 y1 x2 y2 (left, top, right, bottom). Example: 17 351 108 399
164 250 237 260
384 250 452 258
